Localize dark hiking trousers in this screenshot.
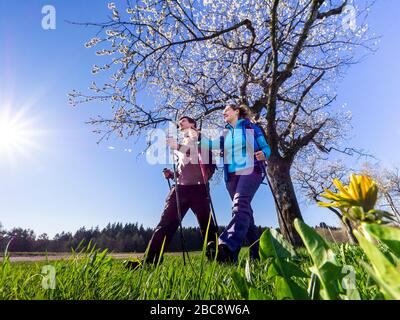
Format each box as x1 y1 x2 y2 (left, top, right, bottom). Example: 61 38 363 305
146 184 218 263
219 166 263 262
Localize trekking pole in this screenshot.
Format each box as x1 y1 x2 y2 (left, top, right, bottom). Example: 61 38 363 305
198 117 219 230
168 121 187 266
207 186 219 230
172 162 186 265
163 168 172 190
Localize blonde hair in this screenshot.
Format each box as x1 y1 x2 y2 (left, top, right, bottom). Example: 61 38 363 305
227 104 255 122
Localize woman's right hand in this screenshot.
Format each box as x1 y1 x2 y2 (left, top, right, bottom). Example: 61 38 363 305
162 168 174 179
255 151 266 161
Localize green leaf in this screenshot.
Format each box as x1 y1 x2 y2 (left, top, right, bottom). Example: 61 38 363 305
307 273 320 300
294 219 343 300
248 288 272 300
267 257 308 281
294 219 335 267
267 260 280 279
309 262 342 300
354 230 400 299
372 292 385 300
279 259 309 278
275 276 309 300
363 224 400 259
231 270 249 300
361 262 400 300
259 228 296 260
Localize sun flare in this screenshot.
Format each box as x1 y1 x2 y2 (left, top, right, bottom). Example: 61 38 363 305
0 119 23 148
0 109 40 164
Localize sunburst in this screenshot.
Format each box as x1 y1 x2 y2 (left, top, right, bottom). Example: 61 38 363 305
0 106 41 166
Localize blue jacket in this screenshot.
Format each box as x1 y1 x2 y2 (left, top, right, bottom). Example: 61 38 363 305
201 119 271 181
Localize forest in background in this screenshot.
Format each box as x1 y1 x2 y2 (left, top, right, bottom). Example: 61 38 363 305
0 221 339 253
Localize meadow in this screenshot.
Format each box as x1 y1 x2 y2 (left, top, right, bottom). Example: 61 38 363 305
0 240 379 300
1 175 399 301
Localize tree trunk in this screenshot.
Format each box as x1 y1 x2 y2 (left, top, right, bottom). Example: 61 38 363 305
343 219 358 244
326 206 358 244
267 158 304 247
383 192 400 225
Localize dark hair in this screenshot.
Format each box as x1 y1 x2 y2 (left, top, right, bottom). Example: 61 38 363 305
227 104 254 122
179 116 197 128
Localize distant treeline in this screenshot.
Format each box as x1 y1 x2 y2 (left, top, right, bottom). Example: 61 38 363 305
0 222 338 253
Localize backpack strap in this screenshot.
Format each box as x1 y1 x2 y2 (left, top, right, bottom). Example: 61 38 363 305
220 129 228 157
244 121 267 178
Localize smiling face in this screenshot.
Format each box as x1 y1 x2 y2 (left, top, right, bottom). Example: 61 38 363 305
223 106 239 124
178 117 195 131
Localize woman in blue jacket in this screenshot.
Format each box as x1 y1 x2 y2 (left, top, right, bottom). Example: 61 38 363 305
201 104 271 263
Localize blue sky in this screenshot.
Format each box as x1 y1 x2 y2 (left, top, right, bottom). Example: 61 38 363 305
0 0 399 238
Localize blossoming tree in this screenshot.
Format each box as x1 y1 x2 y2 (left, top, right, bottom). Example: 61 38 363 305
70 0 376 245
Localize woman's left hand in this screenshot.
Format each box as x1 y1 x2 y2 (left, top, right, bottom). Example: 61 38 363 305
255 151 266 161
167 137 179 150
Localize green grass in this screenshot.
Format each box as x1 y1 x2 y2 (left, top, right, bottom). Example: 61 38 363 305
0 244 379 300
